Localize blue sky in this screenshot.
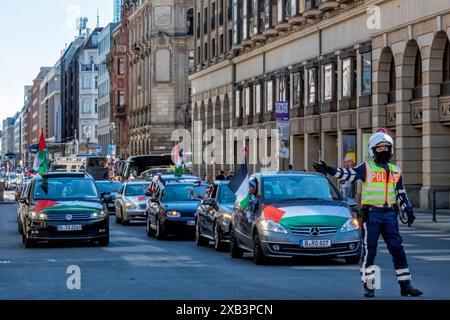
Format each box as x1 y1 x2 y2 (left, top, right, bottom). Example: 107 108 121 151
0 0 114 129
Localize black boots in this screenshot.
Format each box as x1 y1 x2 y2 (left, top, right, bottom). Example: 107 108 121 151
363 283 375 298
399 280 423 297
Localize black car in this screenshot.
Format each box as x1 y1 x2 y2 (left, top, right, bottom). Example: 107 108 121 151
195 181 236 251
19 172 110 248
96 180 123 214
146 181 209 239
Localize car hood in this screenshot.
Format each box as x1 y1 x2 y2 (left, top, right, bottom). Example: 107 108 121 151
262 201 351 229
162 202 200 215
33 200 103 214
125 196 147 205
219 204 234 213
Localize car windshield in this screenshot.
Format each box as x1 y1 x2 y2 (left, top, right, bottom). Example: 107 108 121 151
33 178 99 200
261 175 341 203
162 184 208 202
96 182 122 194
218 185 236 204
125 184 151 196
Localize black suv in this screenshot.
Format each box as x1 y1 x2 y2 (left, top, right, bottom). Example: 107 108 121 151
19 172 110 248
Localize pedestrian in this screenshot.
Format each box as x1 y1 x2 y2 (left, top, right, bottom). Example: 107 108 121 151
215 170 226 181
312 129 423 298
226 171 235 180
288 164 294 172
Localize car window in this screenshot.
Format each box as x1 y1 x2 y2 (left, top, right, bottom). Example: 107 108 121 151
33 178 99 200
262 176 340 203
162 184 208 202
125 184 150 196
218 185 236 204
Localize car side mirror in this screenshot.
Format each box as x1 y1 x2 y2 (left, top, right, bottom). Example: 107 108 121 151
102 193 113 202
202 198 216 206
346 198 357 207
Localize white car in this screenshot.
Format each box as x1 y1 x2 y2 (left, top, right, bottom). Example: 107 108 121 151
115 181 151 225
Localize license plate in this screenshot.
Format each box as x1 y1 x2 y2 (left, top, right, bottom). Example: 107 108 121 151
186 220 195 226
302 240 332 248
57 225 83 232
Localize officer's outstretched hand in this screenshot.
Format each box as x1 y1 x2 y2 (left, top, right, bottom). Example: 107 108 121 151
313 160 330 175
407 210 416 227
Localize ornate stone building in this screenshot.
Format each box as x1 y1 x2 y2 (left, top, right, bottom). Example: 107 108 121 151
126 0 194 156
189 0 450 209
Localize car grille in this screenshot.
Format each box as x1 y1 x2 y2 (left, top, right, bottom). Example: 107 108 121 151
46 212 92 221
289 226 338 236
139 204 147 210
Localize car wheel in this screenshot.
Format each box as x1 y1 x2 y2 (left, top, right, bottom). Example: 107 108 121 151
345 255 361 265
155 218 166 240
214 223 227 252
18 221 23 235
146 216 156 237
115 207 122 224
230 226 243 259
24 232 36 249
98 236 110 247
253 231 269 265
195 220 209 247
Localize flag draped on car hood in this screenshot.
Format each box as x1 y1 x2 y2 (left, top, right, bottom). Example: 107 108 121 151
228 163 249 210
33 129 47 176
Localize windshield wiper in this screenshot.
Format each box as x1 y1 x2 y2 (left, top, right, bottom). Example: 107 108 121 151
283 197 325 201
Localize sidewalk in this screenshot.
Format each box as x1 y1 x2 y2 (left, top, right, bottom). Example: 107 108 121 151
405 209 450 233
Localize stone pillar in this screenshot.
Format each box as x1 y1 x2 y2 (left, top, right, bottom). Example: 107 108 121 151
304 133 320 172
291 135 305 170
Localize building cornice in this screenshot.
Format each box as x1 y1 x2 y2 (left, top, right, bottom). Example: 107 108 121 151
188 59 232 81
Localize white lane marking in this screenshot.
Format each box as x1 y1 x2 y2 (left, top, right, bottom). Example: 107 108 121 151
121 254 206 267
290 266 360 270
111 236 149 243
380 249 450 254
439 238 450 241
102 245 166 253
412 255 450 261
399 230 444 234
0 261 11 264
408 234 449 238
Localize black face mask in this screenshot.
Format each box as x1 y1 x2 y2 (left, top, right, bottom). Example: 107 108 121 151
375 151 391 164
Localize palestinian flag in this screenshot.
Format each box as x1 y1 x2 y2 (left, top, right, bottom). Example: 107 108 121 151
228 163 250 210
174 143 185 177
33 129 47 176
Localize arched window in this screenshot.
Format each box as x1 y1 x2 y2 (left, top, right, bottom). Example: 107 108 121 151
413 48 422 100
388 57 396 103
443 39 450 96
187 8 194 35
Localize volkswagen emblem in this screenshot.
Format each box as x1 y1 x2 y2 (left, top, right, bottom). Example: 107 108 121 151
309 227 320 236
65 214 73 221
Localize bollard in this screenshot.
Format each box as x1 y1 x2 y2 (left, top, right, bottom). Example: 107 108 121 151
0 181 4 202
432 190 437 223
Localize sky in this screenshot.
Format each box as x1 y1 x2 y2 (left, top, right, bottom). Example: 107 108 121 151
0 0 114 130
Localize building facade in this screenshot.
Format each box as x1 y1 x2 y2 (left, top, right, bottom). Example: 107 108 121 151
40 61 62 144
1 117 16 157
114 0 123 23
126 0 194 156
108 4 131 159
189 0 450 209
98 23 119 156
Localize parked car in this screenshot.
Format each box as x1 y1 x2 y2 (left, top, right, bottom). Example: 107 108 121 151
146 180 209 239
230 172 361 265
115 181 152 225
18 172 110 248
195 180 236 251
17 180 32 234
96 180 123 214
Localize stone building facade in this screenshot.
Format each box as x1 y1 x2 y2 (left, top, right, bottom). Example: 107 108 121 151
189 0 450 209
126 0 194 156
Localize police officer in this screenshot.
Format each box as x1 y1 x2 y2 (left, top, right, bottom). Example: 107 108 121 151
313 129 423 298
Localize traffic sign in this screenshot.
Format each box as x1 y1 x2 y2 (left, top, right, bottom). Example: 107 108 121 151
96 146 103 154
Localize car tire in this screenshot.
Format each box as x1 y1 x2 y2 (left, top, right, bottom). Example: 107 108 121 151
98 236 110 247
345 255 361 265
230 227 244 259
253 231 269 265
146 216 156 237
214 223 227 252
18 221 23 235
116 207 122 224
155 219 166 240
195 220 209 247
24 233 36 249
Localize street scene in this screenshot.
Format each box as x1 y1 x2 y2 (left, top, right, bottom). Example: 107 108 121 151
1 0 450 305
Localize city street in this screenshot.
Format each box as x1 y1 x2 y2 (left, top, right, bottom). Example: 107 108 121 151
1 199 449 300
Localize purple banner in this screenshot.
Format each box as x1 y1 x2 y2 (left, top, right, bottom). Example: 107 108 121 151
275 101 290 122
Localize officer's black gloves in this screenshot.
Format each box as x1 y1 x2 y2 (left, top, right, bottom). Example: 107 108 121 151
406 208 415 227
313 160 331 175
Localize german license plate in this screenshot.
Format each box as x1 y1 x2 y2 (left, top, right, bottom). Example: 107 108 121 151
186 220 195 226
302 240 332 248
57 225 82 232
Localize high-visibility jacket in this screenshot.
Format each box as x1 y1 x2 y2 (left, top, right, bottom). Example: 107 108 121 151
361 161 401 207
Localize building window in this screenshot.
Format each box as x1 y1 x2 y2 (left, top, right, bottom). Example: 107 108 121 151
219 34 224 55
187 8 194 35
308 68 316 105
292 72 303 107
413 49 422 100
444 40 450 83
188 50 195 73
212 38 216 58
388 57 396 103
211 2 216 30
324 64 333 101
264 0 272 29
342 58 352 98
95 99 98 113
119 91 125 107
266 80 273 112
242 0 248 40
254 84 261 114
118 58 125 75
82 100 91 114
232 0 240 46
95 76 98 89
245 87 251 116
361 52 372 95
82 76 91 89
204 43 208 62
235 89 241 118
305 0 319 10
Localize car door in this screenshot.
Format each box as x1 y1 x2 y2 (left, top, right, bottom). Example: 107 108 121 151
148 190 161 229
115 185 125 216
203 185 218 237
239 175 260 248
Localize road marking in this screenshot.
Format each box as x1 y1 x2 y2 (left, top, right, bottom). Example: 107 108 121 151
290 266 360 270
111 236 149 243
102 245 166 253
121 254 206 267
380 249 450 254
412 255 450 261
399 230 444 234
439 238 450 241
0 261 11 264
408 234 449 238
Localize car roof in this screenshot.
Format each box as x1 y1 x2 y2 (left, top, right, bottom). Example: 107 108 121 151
255 171 324 178
214 180 230 185
35 172 91 179
125 181 152 185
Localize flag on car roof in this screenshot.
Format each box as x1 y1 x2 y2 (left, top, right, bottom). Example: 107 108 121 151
228 162 250 210
33 129 48 176
174 143 185 177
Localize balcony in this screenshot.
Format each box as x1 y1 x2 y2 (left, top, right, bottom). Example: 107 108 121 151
319 0 339 12
262 28 279 39
288 15 306 26
275 22 291 32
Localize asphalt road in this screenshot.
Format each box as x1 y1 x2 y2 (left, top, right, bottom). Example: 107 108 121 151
1 202 449 300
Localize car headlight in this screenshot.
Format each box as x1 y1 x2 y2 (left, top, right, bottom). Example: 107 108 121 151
223 213 233 221
30 211 48 221
167 211 181 218
125 202 137 209
340 218 360 232
90 211 107 219
260 219 288 234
